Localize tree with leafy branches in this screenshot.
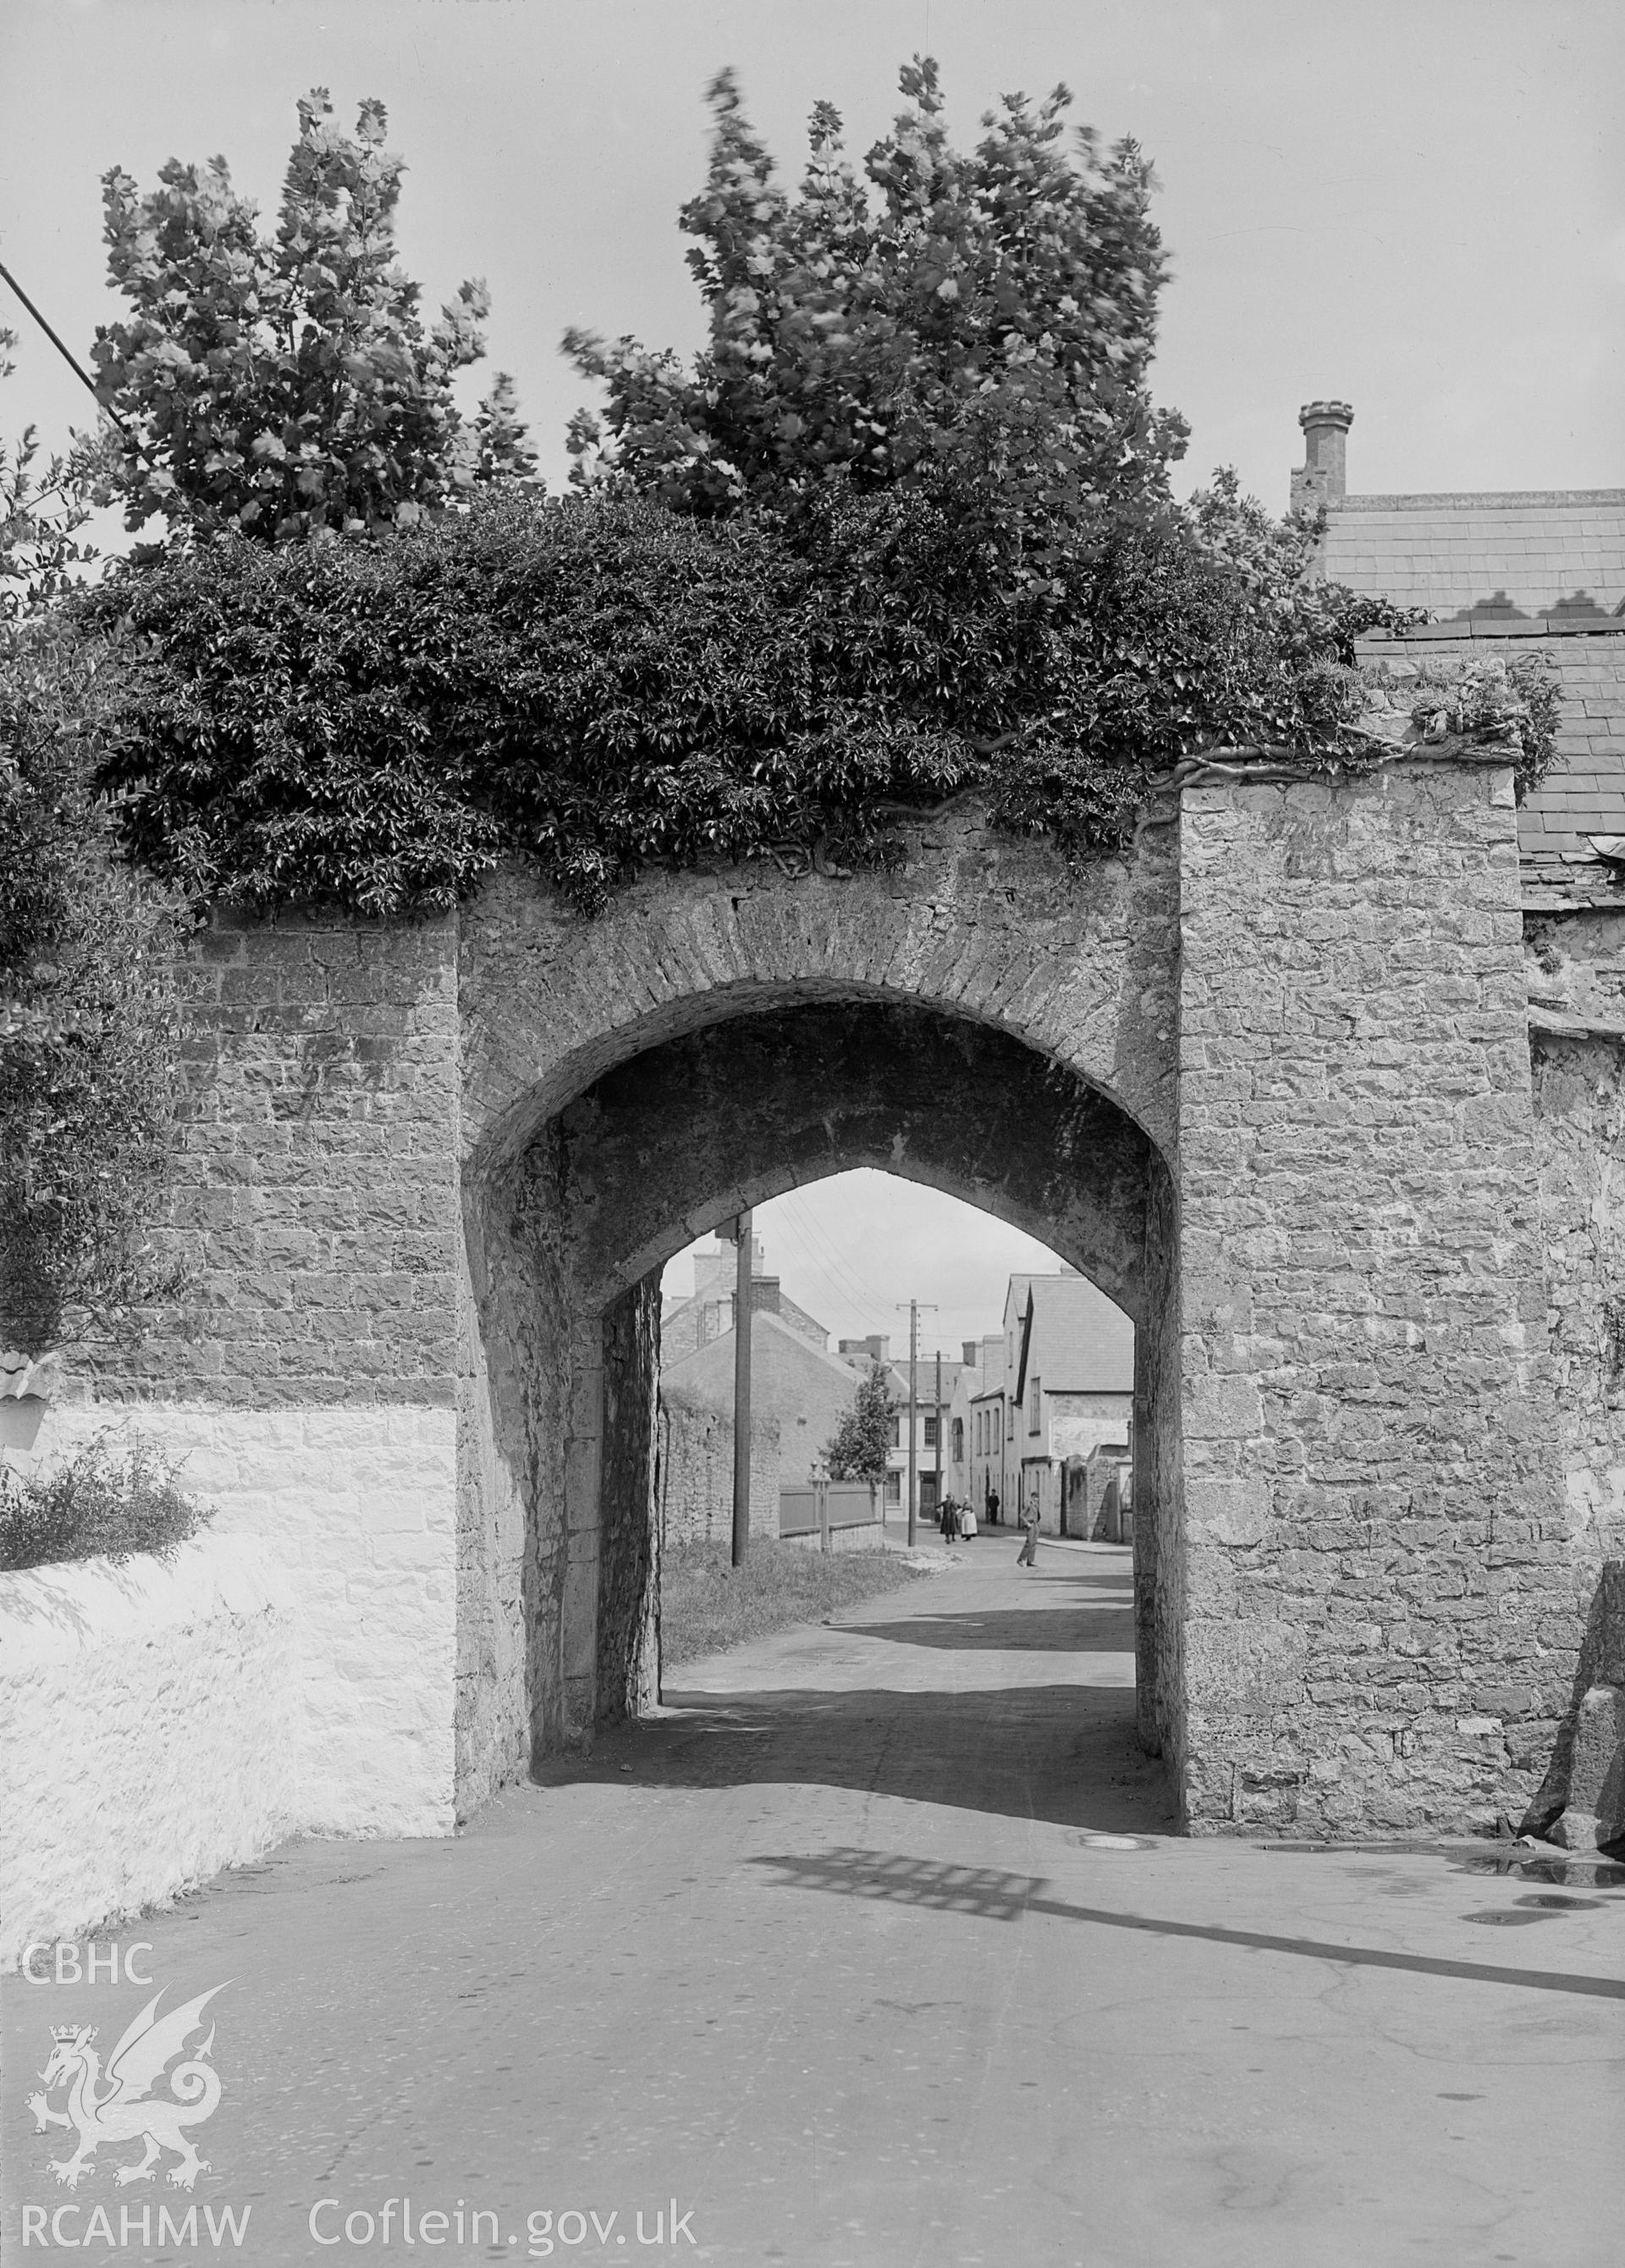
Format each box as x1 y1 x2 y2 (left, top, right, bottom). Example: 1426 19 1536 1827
469 370 539 488
81 56 1556 925
0 328 100 613
824 1364 898 1486
565 60 1187 571
1 345 185 1358
91 88 533 543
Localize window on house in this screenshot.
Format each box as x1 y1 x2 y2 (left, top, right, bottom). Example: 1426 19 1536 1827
1006 1402 1015 1441
923 1416 938 1447
885 1471 901 1502
952 1418 964 1461
890 1416 901 1447
1028 1375 1041 1433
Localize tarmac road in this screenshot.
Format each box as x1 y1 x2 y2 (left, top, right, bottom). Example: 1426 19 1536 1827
6 1539 1622 2268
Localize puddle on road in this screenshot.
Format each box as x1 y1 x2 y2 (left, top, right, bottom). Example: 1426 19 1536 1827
1451 1851 1625 1890
1260 1838 1625 1892
1259 1837 1625 1932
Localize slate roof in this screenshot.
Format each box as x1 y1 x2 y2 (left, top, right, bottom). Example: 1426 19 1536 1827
883 1358 962 1408
1319 488 1625 883
662 1306 862 1410
1005 1272 1134 1398
1321 491 1625 622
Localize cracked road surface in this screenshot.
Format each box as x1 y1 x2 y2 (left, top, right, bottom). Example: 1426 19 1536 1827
7 1543 1621 2266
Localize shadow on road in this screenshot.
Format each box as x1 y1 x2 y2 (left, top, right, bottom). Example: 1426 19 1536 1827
747 1848 1625 2000
537 1679 1171 1833
531 1548 1170 1831
852 1604 1133 1653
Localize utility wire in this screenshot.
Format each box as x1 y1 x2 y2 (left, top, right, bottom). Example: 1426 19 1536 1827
770 1190 891 1322
772 1187 900 1336
0 257 151 463
779 1181 908 1319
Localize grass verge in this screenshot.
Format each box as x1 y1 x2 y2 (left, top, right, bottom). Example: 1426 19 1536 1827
661 1538 929 1668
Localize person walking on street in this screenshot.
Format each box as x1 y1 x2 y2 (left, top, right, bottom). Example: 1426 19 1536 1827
1016 1496 1040 1568
986 1486 1000 1527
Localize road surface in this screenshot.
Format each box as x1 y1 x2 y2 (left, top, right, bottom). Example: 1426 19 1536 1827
6 1541 1621 2266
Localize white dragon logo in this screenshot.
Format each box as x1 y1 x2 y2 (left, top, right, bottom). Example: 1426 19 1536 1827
26 1984 226 2192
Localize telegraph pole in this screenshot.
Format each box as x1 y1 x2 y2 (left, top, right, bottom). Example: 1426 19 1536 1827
935 1349 944 1520
732 1211 753 1568
895 1300 938 1548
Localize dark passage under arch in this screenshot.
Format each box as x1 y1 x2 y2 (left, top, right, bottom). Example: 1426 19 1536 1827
461 994 1181 1806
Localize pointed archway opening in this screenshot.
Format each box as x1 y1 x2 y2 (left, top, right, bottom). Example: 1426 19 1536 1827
656 1173 1133 1545
460 994 1181 1817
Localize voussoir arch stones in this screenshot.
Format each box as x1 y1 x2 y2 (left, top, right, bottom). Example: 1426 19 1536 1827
558 1001 1159 1324
455 798 1182 1178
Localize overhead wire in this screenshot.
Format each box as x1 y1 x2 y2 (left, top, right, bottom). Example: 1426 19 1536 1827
766 1184 901 1338
777 1199 893 1322
0 259 152 463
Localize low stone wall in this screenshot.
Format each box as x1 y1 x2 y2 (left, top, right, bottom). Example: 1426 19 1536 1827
659 1396 780 1547
780 1525 889 1556
14 1403 460 1839
0 1537 296 1972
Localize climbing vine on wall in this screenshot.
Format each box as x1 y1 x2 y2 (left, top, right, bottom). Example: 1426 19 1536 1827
83 477 1472 919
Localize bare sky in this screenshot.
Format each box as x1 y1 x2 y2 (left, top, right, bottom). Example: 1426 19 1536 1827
3 0 1621 1355
4 0 1622 504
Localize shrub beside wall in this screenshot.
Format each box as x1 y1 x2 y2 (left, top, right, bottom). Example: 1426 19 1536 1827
0 1432 214 1572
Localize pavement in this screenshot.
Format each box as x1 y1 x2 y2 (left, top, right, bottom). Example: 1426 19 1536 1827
6 1539 1623 2268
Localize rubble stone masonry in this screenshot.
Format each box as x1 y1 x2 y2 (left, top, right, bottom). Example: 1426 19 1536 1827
15 771 1618 1849
1177 759 1568 1833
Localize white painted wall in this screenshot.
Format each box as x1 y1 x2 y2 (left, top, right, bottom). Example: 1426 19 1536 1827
10 1403 460 1844
0 1537 296 1971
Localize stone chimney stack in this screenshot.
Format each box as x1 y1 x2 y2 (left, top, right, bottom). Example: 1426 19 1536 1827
1291 400 1353 513
962 1341 979 1368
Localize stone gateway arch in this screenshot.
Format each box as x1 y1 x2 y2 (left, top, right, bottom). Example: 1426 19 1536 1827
36 752 1622 1848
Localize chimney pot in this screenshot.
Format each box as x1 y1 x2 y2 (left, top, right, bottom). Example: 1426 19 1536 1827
1292 398 1353 511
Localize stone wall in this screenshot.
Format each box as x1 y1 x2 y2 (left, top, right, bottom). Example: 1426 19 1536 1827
458 1130 573 1794
16 1404 460 1835
659 1395 781 1547
1527 1023 1625 1570
453 811 1182 1802
30 908 467 1835
1133 1152 1182 1760
1519 913 1625 1849
0 1538 296 1971
19 768 1622 1855
597 1277 661 1723
79 908 463 1407
1176 757 1567 1835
